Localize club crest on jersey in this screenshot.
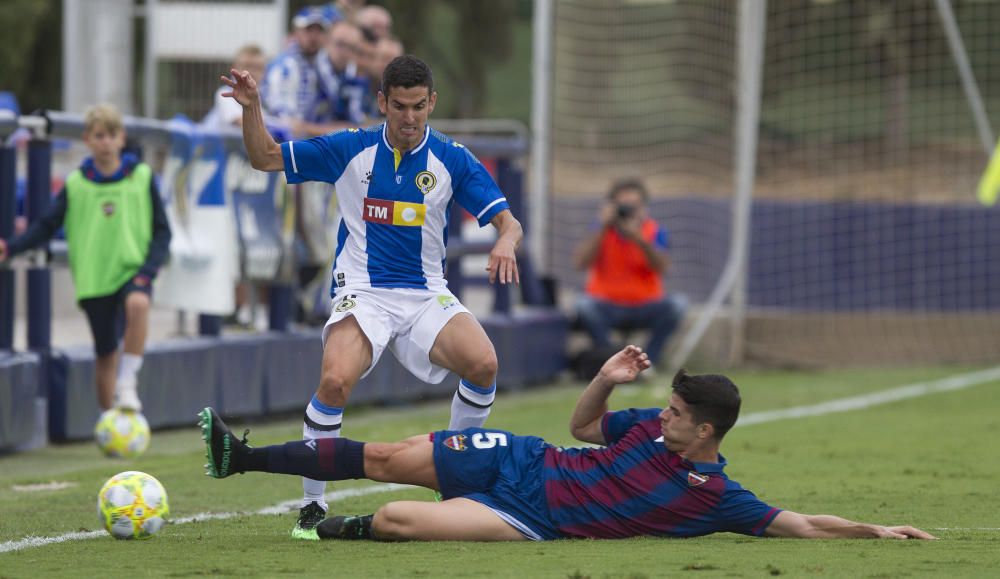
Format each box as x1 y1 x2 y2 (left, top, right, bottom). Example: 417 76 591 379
335 296 357 312
363 198 426 226
102 202 115 217
442 434 467 451
415 171 437 195
687 472 709 487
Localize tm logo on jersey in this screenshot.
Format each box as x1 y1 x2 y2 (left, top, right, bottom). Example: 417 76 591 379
363 198 426 227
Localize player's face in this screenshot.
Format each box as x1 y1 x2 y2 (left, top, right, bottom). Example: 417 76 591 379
658 394 702 452
379 86 436 152
328 23 362 70
612 188 647 221
83 124 126 166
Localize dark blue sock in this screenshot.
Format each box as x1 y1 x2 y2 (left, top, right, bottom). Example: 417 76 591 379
251 438 366 481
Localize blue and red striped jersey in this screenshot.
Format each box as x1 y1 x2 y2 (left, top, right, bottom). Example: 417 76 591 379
542 408 781 539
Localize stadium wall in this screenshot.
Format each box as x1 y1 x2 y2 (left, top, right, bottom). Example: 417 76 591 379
552 197 1000 367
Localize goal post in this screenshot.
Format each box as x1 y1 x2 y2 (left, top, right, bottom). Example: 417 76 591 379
541 0 1000 370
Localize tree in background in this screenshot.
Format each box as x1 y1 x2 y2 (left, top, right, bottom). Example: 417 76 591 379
0 0 61 113
381 0 515 118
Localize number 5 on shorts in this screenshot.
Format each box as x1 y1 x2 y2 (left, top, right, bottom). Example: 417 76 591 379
471 432 508 449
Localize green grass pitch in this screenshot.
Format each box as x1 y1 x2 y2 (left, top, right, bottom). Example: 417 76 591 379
1 366 998 577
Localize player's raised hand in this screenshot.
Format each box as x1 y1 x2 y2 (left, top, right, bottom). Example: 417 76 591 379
221 68 260 108
487 239 520 285
598 345 651 385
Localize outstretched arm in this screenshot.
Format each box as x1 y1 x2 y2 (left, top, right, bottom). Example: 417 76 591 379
221 69 283 172
764 510 937 540
569 345 651 445
486 209 522 285
0 188 68 262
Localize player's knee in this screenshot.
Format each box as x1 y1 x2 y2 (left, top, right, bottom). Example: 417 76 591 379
125 292 150 316
372 503 410 539
464 349 498 386
318 371 355 401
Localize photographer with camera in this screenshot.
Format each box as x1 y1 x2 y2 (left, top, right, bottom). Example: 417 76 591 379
572 178 686 375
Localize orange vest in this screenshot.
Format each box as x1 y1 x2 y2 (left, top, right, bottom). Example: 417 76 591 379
585 219 664 305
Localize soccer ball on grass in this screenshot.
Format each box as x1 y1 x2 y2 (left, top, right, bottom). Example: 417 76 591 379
97 470 169 540
94 408 151 458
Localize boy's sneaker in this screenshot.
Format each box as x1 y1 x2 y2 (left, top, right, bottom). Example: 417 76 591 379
198 407 251 478
291 501 326 540
316 514 375 540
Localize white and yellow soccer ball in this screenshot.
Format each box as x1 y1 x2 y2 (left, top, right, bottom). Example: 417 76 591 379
94 408 151 458
97 471 170 540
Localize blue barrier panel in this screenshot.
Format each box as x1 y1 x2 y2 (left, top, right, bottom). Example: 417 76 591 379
47 345 97 441
374 356 453 407
748 200 1000 311
215 333 268 417
553 197 1000 312
139 338 219 429
262 329 323 413
0 144 15 350
0 352 40 451
482 309 570 390
49 338 219 441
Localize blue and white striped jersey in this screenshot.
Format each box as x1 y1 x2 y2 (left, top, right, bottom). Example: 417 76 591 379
261 45 323 122
281 124 510 296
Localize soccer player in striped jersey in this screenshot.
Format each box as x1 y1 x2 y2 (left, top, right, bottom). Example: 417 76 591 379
201 345 936 542
222 54 523 539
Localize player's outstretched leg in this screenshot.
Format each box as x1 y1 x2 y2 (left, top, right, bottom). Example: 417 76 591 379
199 407 252 478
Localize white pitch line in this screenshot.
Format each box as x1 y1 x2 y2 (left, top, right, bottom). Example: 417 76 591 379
736 366 1000 427
4 366 999 554
0 483 413 554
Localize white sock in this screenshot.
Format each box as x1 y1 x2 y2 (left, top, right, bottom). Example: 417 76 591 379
118 353 143 384
449 379 496 430
301 395 343 512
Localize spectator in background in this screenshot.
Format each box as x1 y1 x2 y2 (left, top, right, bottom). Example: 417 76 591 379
261 6 335 136
356 4 393 40
331 0 365 22
573 178 686 373
203 45 268 130
0 104 171 411
203 45 273 330
365 36 404 118
302 19 368 134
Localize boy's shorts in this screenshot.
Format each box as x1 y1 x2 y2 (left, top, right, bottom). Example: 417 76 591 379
431 427 562 541
323 287 470 383
79 278 152 356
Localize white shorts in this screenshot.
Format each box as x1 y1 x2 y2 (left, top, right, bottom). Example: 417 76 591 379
322 287 471 384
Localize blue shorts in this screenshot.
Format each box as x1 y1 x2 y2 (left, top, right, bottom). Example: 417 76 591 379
431 428 562 540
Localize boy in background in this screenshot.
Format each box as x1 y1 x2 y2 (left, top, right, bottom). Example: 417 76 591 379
0 104 171 411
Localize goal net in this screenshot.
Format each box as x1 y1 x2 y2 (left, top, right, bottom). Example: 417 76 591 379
546 0 1000 368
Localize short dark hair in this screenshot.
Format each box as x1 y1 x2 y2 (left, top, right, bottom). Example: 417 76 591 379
381 55 434 97
671 369 741 439
607 178 649 202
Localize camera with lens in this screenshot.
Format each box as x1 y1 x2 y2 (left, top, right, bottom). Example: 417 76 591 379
615 204 636 220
